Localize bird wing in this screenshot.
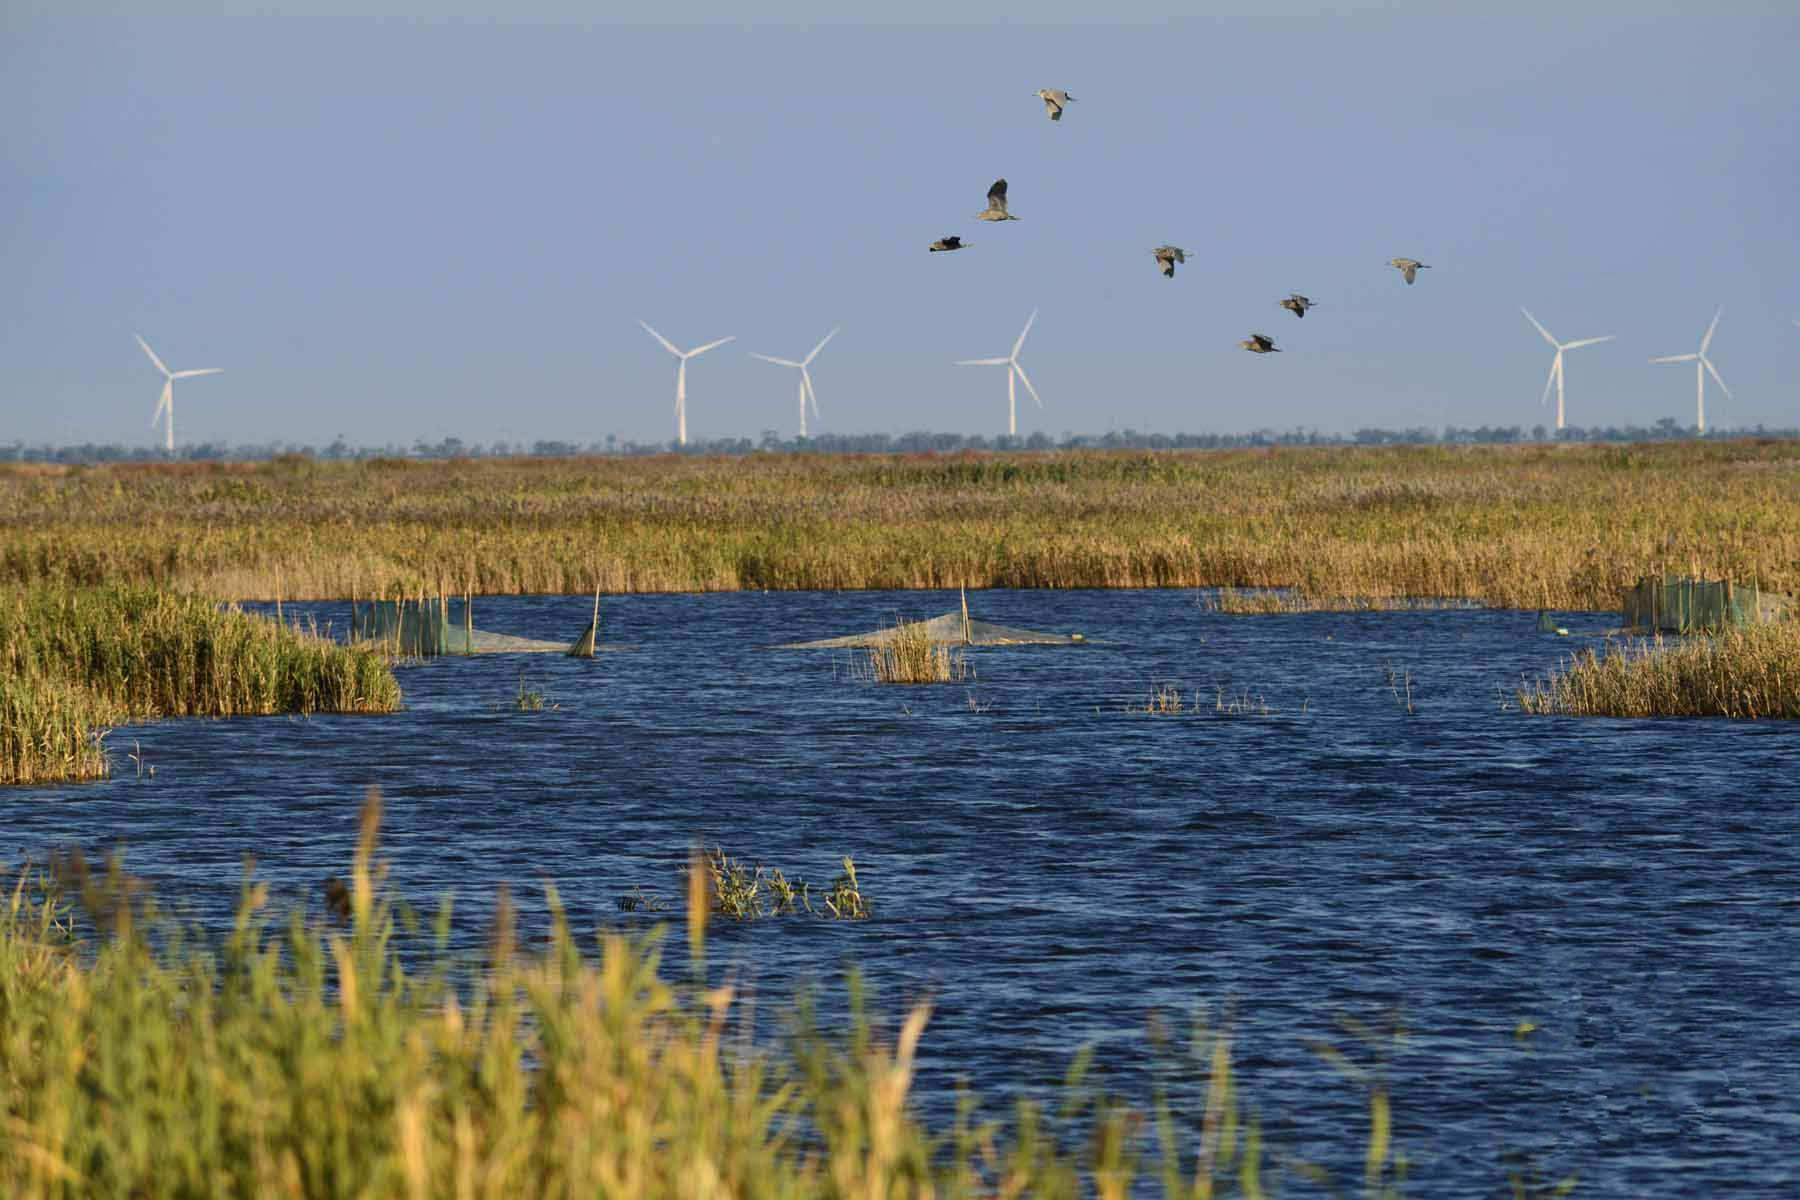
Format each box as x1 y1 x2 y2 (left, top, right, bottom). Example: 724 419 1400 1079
986 178 1009 212
1403 265 1417 284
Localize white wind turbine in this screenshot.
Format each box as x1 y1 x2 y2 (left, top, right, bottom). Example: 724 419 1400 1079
1649 307 1729 434
1519 308 1614 431
135 334 222 453
638 320 734 446
750 326 839 439
956 309 1042 437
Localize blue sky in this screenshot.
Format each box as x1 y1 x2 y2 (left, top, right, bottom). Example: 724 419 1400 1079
4 1 1796 447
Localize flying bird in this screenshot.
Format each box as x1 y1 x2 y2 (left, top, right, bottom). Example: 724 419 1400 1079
1390 258 1430 285
1034 89 1075 121
928 236 968 252
1240 333 1281 354
1279 293 1316 318
1151 246 1190 278
976 178 1019 221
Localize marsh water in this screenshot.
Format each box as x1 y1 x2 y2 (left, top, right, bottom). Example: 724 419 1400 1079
7 590 1798 1196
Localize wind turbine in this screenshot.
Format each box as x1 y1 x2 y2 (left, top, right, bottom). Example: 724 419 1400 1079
1649 307 1729 434
638 321 734 446
956 309 1042 437
135 334 221 454
1519 308 1614 431
750 326 839 439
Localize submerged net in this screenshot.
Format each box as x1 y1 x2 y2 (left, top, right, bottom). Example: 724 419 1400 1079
352 601 618 657
1620 576 1795 634
780 597 1089 649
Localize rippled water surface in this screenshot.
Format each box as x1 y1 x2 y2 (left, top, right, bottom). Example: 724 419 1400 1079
7 590 1798 1196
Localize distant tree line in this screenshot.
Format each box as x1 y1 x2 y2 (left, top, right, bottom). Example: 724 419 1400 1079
6 417 1795 464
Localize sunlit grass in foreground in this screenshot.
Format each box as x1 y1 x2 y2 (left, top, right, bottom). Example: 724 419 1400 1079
1518 620 1800 718
0 789 1554 1198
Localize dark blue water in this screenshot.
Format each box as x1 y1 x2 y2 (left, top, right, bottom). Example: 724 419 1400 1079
6 590 1798 1196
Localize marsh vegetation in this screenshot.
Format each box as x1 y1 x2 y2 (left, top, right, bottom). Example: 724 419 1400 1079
0 582 401 785
5 441 1796 609
1519 620 1800 718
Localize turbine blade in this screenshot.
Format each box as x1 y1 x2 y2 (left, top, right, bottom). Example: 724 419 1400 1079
135 334 171 377
1700 306 1723 354
751 354 802 367
638 320 682 357
171 367 223 378
1519 307 1558 348
686 336 735 358
956 357 1011 366
1560 336 1614 350
804 325 840 365
1011 309 1039 359
1012 362 1043 409
1649 354 1698 364
803 369 820 418
1703 356 1732 400
152 380 171 424
1540 354 1559 407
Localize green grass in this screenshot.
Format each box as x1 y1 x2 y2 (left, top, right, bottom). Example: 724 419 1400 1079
0 789 1547 1199
1518 619 1800 717
0 582 402 784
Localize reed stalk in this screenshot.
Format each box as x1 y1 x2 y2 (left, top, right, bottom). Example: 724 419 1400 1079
0 790 1495 1197
1518 620 1800 717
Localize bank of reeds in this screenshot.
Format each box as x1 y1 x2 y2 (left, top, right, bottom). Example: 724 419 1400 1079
0 583 401 784
0 791 1437 1198
866 619 967 684
1518 620 1800 718
4 442 1796 608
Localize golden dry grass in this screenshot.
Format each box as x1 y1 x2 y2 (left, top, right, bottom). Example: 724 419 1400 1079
1519 619 1800 718
3 441 1796 608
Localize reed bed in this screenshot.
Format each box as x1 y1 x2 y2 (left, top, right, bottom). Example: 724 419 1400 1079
0 582 401 784
1518 620 1800 718
865 620 968 684
4 442 1797 608
0 791 1450 1198
699 848 869 920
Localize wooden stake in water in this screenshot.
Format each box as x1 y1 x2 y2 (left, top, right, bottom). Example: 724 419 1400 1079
960 587 971 646
464 579 473 656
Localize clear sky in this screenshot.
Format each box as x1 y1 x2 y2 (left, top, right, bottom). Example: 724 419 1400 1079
4 1 1796 448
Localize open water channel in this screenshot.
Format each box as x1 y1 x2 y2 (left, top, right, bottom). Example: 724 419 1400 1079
6 589 1797 1196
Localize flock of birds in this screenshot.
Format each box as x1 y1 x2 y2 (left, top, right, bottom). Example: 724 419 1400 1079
924 89 1435 360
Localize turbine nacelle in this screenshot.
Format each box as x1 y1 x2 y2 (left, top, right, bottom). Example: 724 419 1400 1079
1519 307 1612 431
135 334 221 453
955 310 1042 437
750 326 839 438
639 320 734 446
1649 307 1729 434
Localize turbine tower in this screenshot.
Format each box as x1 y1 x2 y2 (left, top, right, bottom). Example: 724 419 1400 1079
135 334 221 454
956 310 1042 437
750 326 839 439
1649 307 1730 434
1519 308 1614 431
638 320 734 446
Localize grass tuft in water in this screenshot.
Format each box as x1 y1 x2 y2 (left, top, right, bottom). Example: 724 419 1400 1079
1518 620 1800 718
865 619 968 684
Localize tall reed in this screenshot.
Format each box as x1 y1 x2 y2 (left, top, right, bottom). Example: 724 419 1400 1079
1518 620 1800 718
866 620 967 684
0 790 1446 1198
0 582 401 784
5 442 1796 608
